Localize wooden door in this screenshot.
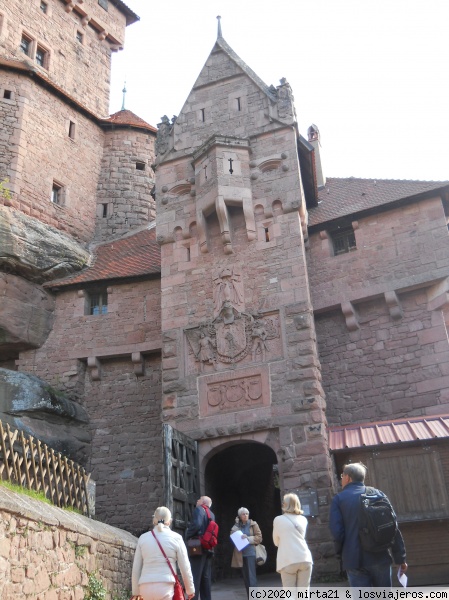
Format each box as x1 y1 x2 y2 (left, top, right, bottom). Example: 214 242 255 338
163 424 199 537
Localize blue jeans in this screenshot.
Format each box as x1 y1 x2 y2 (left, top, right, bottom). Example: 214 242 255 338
347 564 392 588
241 555 257 598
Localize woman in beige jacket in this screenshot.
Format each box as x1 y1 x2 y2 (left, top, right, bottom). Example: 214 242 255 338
230 507 262 597
273 494 313 589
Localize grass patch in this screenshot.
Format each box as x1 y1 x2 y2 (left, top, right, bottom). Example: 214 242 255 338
0 479 52 505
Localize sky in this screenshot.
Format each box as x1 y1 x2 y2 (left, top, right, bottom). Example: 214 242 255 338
109 0 449 182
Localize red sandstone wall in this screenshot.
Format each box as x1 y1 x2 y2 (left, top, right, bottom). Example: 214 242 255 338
16 278 163 532
95 128 156 241
0 73 103 241
308 197 449 311
0 0 126 116
316 288 449 426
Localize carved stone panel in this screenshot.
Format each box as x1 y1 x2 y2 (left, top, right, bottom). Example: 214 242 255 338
198 366 270 417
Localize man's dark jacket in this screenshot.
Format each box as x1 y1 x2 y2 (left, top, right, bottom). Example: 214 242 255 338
186 504 215 543
329 481 406 570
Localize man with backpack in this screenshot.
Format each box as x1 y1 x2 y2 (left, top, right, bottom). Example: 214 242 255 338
329 462 407 587
186 496 217 600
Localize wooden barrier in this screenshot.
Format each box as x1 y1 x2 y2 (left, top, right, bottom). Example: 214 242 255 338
0 419 91 515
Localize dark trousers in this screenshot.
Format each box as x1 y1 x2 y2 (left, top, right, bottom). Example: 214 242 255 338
241 555 257 597
347 564 392 588
190 553 212 600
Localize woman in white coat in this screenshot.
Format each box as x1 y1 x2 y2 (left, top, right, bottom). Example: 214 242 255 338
273 493 313 588
131 506 195 600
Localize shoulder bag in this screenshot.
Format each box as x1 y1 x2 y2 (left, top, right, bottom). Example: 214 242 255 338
152 530 186 600
250 523 267 566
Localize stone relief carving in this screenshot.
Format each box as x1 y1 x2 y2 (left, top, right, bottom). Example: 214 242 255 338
207 375 262 411
156 115 171 157
185 307 280 372
213 266 244 317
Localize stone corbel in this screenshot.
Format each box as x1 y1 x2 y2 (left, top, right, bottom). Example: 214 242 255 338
427 277 449 311
132 352 145 376
87 357 101 381
81 16 91 27
64 1 76 12
98 30 107 41
341 301 359 331
384 291 403 320
215 195 233 254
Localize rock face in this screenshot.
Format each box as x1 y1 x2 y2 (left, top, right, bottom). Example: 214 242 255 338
0 368 91 464
0 206 90 283
0 273 55 359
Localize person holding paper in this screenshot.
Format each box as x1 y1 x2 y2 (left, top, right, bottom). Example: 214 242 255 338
273 493 313 589
230 507 262 597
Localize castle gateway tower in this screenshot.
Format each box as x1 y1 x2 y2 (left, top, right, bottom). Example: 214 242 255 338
154 24 335 573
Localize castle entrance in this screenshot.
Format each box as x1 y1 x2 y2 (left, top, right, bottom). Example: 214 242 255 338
203 441 280 580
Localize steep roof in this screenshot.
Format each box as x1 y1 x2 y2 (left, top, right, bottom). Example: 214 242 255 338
308 177 449 228
109 0 139 26
101 109 157 133
46 226 161 289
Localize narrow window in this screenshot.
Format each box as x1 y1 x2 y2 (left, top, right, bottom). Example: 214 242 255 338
88 290 108 315
98 0 108 11
35 45 48 68
331 227 357 255
40 1 48 13
76 30 84 43
136 161 145 171
186 247 191 262
200 108 205 122
51 182 63 205
20 35 32 56
3 90 12 99
264 227 270 242
102 203 108 218
68 121 76 139
236 97 241 111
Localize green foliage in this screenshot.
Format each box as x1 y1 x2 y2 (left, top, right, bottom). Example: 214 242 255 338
0 178 12 201
111 590 131 600
0 479 51 505
84 572 106 600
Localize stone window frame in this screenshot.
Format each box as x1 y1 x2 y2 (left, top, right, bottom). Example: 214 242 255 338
20 32 34 57
39 0 50 15
85 288 108 316
51 180 65 206
76 29 84 44
329 224 357 256
98 0 108 11
1 87 15 103
68 119 77 140
35 43 50 69
135 161 146 171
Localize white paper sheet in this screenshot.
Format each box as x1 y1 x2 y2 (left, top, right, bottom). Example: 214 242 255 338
230 530 250 551
398 568 408 588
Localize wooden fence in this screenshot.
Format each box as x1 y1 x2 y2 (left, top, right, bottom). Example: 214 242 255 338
0 419 92 516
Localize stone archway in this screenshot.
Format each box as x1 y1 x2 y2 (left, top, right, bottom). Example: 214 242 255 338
203 441 280 580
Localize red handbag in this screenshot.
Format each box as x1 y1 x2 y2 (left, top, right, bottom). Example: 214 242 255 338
152 531 186 600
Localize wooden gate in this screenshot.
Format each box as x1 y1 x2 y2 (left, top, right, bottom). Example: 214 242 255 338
163 424 199 537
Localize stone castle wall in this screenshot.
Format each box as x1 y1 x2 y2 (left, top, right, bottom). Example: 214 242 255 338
95 128 156 242
0 0 126 116
0 486 137 599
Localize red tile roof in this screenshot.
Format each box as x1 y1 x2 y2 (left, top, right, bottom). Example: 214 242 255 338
308 178 449 227
102 110 157 133
46 227 160 288
328 414 449 451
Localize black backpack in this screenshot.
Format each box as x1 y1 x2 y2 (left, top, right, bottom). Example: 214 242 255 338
358 486 398 552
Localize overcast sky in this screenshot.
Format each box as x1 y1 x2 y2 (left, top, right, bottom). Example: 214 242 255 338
109 0 448 182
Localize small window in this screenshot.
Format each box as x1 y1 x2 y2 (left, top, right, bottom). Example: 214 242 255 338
51 182 63 205
35 45 48 68
264 227 270 242
3 90 12 100
331 227 356 255
98 0 108 10
68 121 76 139
88 290 108 315
236 97 241 111
101 203 108 218
76 30 84 44
136 161 145 171
20 35 32 56
200 108 205 122
40 1 48 13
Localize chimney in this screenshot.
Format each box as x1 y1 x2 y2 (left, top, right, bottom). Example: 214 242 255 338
307 124 326 190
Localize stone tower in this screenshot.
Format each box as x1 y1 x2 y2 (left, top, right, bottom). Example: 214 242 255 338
154 24 335 572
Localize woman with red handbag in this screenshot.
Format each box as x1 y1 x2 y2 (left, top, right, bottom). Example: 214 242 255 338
131 506 195 600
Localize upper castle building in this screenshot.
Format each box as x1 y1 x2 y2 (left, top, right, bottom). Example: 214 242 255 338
1 2 448 585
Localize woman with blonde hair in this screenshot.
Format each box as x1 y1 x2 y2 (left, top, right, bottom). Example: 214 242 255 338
131 506 195 600
273 493 313 588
